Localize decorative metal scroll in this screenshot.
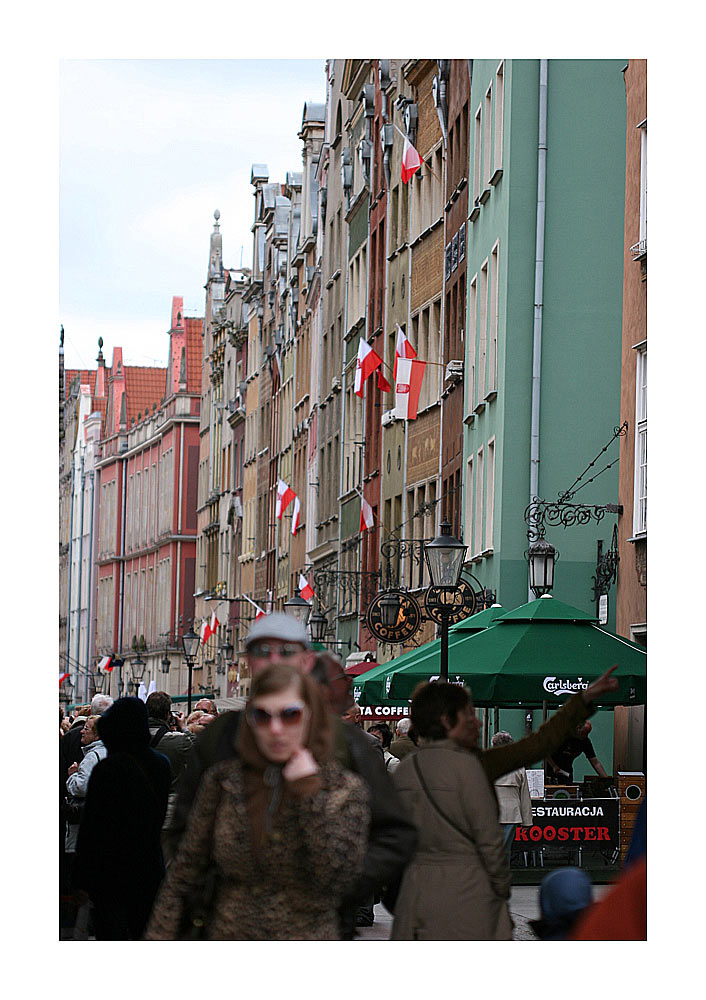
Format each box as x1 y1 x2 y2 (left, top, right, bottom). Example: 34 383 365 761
380 537 430 591
524 497 623 542
313 568 381 620
591 524 620 603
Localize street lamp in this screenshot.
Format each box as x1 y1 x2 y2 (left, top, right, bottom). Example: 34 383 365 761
131 653 146 685
182 626 201 715
283 594 311 628
527 538 557 598
379 590 401 628
424 521 468 682
308 610 329 644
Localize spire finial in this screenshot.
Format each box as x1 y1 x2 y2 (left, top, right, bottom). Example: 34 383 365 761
97 336 104 362
60 325 64 348
214 208 221 228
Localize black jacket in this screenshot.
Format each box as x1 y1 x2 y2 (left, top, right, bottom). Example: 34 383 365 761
73 698 171 939
168 709 418 936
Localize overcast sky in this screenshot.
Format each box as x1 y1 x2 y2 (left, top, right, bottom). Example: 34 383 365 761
60 59 327 370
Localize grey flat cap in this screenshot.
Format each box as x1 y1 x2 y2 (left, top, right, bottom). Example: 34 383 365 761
245 612 310 649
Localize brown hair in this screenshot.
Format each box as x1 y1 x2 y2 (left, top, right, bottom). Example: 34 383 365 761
242 662 332 765
410 681 471 741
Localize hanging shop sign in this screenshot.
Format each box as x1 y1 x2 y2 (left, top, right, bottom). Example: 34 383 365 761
424 579 477 625
365 590 422 644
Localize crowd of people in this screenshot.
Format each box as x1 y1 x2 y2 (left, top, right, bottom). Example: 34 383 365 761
59 612 645 941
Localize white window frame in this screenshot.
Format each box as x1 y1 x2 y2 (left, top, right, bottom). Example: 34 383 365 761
483 84 493 187
639 120 647 246
473 105 482 204
467 274 477 411
488 241 499 395
465 455 474 554
474 445 484 558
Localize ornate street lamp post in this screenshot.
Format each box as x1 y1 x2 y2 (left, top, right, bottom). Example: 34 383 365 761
527 537 557 598
424 521 468 682
182 627 201 715
308 610 328 644
283 594 312 629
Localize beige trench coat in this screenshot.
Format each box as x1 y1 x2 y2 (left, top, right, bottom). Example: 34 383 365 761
391 740 513 940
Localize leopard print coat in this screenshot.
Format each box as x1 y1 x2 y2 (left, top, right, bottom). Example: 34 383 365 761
145 757 370 940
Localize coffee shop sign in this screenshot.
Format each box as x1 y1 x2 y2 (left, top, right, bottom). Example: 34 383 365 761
543 676 589 697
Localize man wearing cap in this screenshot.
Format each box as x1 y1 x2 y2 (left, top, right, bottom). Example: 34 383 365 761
168 612 417 939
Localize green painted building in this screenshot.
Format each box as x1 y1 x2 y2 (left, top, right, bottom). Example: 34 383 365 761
463 59 627 768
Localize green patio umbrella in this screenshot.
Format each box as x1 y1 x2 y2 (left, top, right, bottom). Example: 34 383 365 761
387 594 647 708
353 604 505 706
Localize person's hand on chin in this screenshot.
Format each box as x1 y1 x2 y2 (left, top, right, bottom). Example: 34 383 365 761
282 748 319 781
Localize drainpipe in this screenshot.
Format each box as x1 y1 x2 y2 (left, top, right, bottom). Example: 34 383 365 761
529 59 548 601
117 455 127 696
74 447 86 700
65 459 76 677
84 467 96 701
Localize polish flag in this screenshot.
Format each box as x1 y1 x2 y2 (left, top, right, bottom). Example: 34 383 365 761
377 369 392 393
354 339 383 397
244 594 267 620
299 573 314 601
210 610 220 632
394 357 427 420
276 479 296 519
290 495 301 535
394 324 417 381
360 496 375 532
59 671 70 686
401 136 422 184
200 617 212 643
97 655 112 672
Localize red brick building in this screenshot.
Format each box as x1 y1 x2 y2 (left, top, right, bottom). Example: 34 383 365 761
94 298 203 698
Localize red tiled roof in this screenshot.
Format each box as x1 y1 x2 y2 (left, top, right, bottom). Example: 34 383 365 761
123 366 168 426
64 369 97 395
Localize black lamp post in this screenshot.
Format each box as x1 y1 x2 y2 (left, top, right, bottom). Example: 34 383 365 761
527 538 557 598
131 653 146 686
424 521 468 682
182 627 201 714
379 590 401 628
283 594 312 628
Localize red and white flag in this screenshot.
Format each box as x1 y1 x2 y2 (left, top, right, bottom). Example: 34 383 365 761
210 610 220 632
354 338 383 397
59 671 70 686
243 594 266 620
276 479 296 519
200 617 212 643
394 357 427 420
360 496 375 532
290 495 301 535
97 655 113 672
377 369 392 393
299 573 314 601
394 324 417 381
401 135 422 184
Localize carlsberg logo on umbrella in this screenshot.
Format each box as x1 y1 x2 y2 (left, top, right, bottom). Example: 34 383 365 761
543 676 590 697
385 675 392 696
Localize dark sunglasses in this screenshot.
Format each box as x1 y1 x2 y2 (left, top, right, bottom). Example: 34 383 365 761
246 704 307 728
248 642 303 659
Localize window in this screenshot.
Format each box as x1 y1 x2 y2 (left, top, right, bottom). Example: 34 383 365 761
465 455 474 552
493 62 505 179
483 84 492 188
639 121 647 247
488 241 499 395
633 345 647 535
468 275 477 409
474 446 484 557
485 438 495 552
477 260 488 401
473 105 482 206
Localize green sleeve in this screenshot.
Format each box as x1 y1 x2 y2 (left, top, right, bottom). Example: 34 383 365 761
480 694 591 783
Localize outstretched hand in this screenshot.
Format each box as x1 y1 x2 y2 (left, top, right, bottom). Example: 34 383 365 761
582 665 619 704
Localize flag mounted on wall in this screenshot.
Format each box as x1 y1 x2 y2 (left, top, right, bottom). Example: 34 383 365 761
354 338 383 397
394 357 427 420
401 136 422 184
276 479 296 519
360 495 375 532
394 324 417 381
291 495 301 535
299 573 314 601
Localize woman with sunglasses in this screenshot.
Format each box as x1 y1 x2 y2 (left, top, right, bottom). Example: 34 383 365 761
145 662 370 940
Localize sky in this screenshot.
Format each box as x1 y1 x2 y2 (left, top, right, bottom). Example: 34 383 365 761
60 59 327 370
